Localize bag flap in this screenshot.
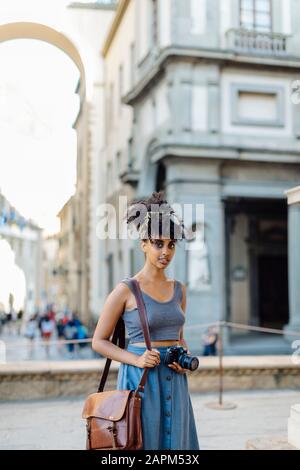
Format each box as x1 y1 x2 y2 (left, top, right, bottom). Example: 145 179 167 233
82 390 132 421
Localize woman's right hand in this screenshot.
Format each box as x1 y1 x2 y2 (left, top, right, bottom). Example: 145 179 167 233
134 349 161 368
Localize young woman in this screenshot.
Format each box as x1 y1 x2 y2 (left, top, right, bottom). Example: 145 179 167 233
92 191 200 450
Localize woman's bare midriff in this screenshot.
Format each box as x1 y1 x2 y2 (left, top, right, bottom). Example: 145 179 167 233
131 340 180 347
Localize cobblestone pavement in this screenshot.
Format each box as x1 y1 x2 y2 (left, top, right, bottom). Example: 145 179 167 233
0 389 298 450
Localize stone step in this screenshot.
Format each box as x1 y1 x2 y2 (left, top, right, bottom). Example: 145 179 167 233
1 356 300 400
246 437 297 450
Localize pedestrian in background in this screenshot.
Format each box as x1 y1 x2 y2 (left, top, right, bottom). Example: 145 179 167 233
40 314 55 358
202 326 218 356
24 314 38 358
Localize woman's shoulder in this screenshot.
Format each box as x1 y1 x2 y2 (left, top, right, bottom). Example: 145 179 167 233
174 279 186 302
115 278 132 292
100 280 132 313
106 280 132 304
175 279 186 290
118 277 133 290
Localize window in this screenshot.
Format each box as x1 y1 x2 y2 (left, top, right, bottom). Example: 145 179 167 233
238 91 277 120
107 253 114 293
118 239 123 276
240 0 272 32
151 0 158 46
109 83 114 127
116 151 121 177
119 64 123 113
130 43 135 87
128 137 134 169
107 161 112 192
230 83 285 127
152 96 156 128
129 247 135 277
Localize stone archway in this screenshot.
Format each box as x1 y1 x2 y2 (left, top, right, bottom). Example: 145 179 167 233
0 4 117 323
0 21 86 317
0 22 86 97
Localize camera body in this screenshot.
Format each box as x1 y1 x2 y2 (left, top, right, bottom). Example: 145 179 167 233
164 346 199 371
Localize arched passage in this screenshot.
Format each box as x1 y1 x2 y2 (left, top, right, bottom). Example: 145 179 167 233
0 22 86 316
0 22 86 98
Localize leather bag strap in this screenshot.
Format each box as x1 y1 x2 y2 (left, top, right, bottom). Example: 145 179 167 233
97 277 151 393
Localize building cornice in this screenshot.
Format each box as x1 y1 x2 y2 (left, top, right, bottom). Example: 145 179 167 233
124 46 300 106
68 1 117 11
102 0 130 57
148 142 300 166
57 196 74 218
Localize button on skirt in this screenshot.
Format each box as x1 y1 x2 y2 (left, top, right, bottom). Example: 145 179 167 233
116 344 200 450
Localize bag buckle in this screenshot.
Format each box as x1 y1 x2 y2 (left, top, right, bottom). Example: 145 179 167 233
107 421 118 449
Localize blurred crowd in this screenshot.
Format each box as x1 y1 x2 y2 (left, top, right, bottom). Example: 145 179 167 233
0 305 92 359
0 305 219 359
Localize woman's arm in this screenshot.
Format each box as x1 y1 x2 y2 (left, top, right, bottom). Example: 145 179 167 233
92 283 139 366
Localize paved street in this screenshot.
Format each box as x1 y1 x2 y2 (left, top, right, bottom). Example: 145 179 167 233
0 389 297 450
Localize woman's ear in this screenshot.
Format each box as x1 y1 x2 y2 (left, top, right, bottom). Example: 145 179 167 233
140 240 147 255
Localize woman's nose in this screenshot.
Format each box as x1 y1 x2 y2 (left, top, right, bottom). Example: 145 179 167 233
162 245 170 256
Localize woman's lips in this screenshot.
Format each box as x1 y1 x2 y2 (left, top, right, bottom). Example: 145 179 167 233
158 258 169 265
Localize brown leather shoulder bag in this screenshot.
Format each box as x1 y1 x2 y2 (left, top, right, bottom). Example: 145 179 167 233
82 278 151 450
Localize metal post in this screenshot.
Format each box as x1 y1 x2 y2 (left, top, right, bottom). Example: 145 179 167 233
219 321 224 407
206 321 237 410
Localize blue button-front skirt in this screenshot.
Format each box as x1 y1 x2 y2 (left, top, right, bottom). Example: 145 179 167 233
116 344 200 451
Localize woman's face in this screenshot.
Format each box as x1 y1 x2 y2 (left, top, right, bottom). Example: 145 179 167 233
141 237 176 269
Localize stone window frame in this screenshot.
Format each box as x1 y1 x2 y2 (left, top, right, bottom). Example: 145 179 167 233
230 83 285 127
239 0 273 33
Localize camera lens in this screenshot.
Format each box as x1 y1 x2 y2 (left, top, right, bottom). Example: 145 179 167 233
179 354 199 371
189 357 199 371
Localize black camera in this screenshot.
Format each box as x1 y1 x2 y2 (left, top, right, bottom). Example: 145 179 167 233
164 346 199 371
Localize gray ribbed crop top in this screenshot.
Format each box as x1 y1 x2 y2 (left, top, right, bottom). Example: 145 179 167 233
120 278 186 343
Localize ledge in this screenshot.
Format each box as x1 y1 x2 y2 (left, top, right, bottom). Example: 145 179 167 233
68 1 117 10
124 46 300 106
0 356 299 401
148 140 300 166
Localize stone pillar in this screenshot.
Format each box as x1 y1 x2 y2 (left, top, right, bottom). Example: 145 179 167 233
285 187 300 450
288 405 300 449
285 186 300 336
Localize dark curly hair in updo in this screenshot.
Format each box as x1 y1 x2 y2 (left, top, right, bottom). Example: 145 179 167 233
124 191 186 242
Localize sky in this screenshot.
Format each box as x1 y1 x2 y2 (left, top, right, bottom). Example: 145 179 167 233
0 37 80 235
0 1 91 312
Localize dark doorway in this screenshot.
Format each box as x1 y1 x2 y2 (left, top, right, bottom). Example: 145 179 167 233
225 197 289 332
155 162 166 192
258 254 289 329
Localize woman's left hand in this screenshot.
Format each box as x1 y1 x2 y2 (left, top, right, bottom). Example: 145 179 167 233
168 362 187 374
